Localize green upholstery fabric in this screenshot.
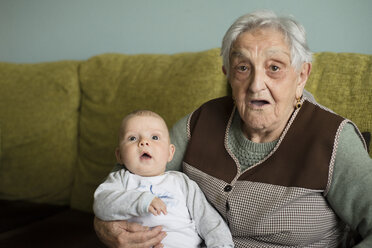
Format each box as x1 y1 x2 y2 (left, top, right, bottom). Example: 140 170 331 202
306 53 372 153
0 49 370 212
71 49 229 211
0 61 80 205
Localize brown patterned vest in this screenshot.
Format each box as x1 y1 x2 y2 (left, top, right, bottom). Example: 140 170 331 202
183 96 348 247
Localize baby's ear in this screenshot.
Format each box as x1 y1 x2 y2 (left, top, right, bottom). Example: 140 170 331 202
168 144 176 162
115 147 122 163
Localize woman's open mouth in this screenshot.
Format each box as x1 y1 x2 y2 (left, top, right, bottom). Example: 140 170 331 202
250 100 269 107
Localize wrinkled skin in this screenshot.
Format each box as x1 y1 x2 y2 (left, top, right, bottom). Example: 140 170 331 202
94 217 166 248
227 28 310 143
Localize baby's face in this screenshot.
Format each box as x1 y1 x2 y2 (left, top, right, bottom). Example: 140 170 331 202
116 115 175 177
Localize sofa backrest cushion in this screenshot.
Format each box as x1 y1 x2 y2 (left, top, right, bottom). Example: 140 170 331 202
0 61 80 205
72 48 228 211
306 52 372 156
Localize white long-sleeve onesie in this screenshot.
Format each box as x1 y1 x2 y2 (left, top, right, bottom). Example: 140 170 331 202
93 166 234 248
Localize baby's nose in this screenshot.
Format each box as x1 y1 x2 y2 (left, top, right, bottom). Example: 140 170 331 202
139 139 149 146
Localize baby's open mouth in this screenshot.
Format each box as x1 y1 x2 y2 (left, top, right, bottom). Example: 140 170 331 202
140 152 152 159
251 100 269 107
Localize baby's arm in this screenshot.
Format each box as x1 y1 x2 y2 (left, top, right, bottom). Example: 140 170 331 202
180 173 234 248
93 169 156 221
149 197 167 216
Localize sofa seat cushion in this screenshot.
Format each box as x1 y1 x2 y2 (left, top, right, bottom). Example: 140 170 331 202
0 200 68 233
0 201 103 248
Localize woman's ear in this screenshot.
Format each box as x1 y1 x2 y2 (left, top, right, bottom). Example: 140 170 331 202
168 144 176 162
222 66 227 75
296 62 312 98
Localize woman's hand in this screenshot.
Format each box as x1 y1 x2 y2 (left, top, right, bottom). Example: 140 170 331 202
94 217 167 248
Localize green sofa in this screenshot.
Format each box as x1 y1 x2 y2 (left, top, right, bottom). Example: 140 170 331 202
0 48 371 247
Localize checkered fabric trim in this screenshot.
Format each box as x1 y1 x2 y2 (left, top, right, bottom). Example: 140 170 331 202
183 163 344 247
186 109 196 141
305 99 367 196
224 106 242 180
325 120 347 195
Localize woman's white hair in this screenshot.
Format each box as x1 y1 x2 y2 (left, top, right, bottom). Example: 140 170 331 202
221 10 312 75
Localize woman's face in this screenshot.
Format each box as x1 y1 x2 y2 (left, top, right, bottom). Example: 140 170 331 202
228 28 310 142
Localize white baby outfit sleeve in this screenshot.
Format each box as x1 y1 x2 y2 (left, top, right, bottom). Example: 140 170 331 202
175 172 234 248
93 168 156 220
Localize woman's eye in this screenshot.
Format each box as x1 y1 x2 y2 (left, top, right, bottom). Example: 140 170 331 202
129 136 136 141
236 65 249 72
270 65 280 72
152 135 159 140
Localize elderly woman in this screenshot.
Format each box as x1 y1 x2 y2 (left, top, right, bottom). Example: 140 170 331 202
94 10 372 247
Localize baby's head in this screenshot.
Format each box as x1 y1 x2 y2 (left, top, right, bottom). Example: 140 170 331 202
116 110 175 177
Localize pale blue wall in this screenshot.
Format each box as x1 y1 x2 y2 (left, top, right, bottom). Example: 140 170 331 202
1 0 371 63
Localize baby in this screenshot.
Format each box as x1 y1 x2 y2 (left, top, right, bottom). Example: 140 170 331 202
93 110 234 248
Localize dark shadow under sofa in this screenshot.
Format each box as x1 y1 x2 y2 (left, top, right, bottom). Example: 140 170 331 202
0 49 371 247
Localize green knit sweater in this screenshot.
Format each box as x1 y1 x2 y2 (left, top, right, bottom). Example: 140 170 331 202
168 111 372 247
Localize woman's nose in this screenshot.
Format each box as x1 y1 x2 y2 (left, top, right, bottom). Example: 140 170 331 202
249 68 266 92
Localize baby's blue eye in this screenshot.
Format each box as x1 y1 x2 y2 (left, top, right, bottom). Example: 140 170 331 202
129 136 136 141
152 136 159 140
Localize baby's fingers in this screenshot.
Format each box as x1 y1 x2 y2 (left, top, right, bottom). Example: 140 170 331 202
149 205 159 216
149 198 168 216
154 200 167 215
159 203 167 215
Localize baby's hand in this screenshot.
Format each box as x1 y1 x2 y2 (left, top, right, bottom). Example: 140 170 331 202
149 197 167 216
